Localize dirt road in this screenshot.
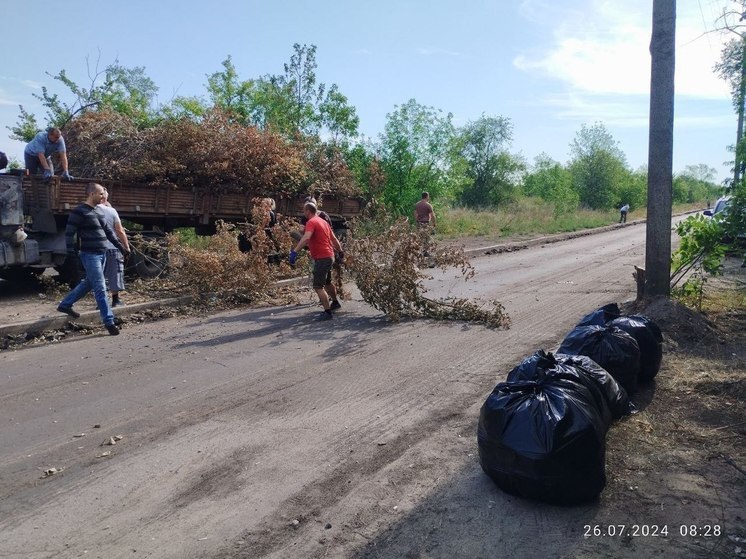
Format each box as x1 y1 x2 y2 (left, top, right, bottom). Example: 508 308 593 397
0 221 740 558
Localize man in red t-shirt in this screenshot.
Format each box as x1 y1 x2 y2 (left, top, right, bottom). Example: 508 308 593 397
290 202 344 320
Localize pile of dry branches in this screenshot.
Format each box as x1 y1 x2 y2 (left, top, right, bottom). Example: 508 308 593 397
64 109 361 197
345 207 511 328
163 201 298 303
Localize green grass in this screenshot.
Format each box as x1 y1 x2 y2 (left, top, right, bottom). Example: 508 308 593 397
172 227 212 249
436 198 709 240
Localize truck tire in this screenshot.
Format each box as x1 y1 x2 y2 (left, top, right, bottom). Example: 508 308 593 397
54 258 83 287
131 250 168 279
0 267 45 285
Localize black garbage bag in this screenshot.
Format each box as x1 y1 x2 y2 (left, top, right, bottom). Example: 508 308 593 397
505 349 556 382
575 303 621 328
558 325 641 395
555 353 633 419
507 350 631 423
478 377 607 505
607 315 663 383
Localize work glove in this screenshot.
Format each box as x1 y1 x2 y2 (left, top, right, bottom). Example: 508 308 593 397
61 171 74 181
42 169 53 180
288 250 297 265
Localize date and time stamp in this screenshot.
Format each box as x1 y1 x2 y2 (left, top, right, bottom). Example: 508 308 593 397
583 524 722 539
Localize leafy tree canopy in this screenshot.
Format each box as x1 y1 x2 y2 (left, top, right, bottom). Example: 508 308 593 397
378 99 455 214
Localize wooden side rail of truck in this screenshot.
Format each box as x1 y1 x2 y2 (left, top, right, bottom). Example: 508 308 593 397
0 173 363 282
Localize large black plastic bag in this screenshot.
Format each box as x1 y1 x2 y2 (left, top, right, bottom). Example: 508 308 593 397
607 315 663 383
575 303 621 328
555 353 633 419
558 325 641 395
478 377 608 505
508 350 632 420
507 350 620 425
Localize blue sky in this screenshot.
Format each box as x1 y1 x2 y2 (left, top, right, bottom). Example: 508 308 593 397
0 0 738 182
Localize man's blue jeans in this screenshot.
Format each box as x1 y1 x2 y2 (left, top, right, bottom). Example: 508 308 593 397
60 251 115 326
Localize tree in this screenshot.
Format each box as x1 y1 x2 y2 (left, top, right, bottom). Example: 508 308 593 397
344 141 386 197
522 154 578 215
645 0 676 298
616 167 648 210
235 44 359 141
715 37 746 183
568 122 628 209
452 114 523 208
319 84 360 144
673 164 721 204
378 99 455 215
9 58 159 141
205 56 256 125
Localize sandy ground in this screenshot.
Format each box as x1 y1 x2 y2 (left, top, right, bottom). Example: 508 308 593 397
0 223 744 559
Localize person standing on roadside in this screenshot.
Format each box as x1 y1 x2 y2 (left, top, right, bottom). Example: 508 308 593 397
414 191 436 228
289 202 344 321
99 188 130 308
57 182 129 335
24 128 74 180
414 191 436 257
619 203 630 224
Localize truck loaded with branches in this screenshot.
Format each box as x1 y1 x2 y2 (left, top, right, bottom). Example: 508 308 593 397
0 109 365 283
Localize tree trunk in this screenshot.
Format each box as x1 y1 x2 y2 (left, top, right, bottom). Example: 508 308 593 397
645 0 676 298
734 38 746 186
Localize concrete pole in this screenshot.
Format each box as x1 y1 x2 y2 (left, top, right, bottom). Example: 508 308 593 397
645 0 676 298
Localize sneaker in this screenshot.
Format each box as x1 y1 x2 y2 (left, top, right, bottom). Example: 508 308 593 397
329 300 342 311
112 300 125 308
317 311 333 321
105 323 120 336
57 305 80 319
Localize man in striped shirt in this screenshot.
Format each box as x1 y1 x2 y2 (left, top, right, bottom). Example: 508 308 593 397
57 183 130 335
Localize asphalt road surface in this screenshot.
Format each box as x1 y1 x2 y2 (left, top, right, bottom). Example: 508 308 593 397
0 221 679 558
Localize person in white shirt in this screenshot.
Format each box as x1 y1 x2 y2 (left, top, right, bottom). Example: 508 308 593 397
619 203 630 224
98 188 130 307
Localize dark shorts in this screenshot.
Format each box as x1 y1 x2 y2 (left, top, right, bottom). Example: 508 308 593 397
312 257 333 288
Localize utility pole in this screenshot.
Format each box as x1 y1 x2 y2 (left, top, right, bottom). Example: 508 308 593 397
645 0 676 298
735 37 746 186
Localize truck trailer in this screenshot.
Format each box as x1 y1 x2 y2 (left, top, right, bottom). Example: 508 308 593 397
0 173 362 283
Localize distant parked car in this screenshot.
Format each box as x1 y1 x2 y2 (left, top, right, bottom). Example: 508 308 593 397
703 196 731 218
703 195 744 243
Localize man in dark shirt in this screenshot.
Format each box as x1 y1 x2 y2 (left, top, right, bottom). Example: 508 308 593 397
57 182 129 335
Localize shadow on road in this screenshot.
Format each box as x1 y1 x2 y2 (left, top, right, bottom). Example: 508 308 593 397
174 305 397 362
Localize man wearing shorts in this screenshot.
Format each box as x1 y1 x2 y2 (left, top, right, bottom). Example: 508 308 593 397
414 191 436 257
99 188 130 307
290 202 344 321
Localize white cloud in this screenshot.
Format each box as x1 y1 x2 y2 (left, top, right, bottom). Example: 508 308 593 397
0 75 43 90
515 0 732 101
674 114 734 129
539 92 648 127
